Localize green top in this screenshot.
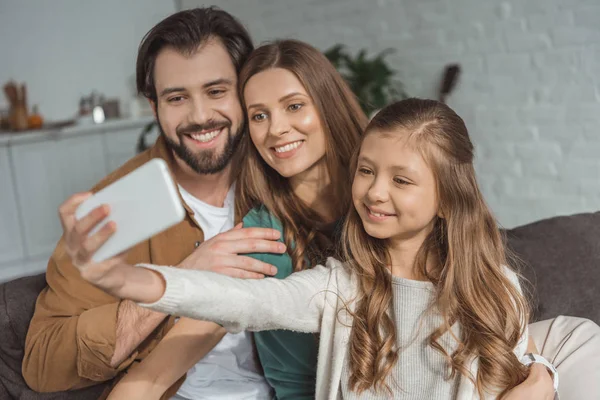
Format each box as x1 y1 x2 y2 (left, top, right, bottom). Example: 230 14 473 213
242 206 319 400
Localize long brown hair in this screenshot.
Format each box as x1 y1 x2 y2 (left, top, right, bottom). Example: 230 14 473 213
343 98 529 396
235 40 367 270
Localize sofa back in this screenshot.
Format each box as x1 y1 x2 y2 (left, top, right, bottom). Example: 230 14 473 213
506 211 600 324
0 274 107 399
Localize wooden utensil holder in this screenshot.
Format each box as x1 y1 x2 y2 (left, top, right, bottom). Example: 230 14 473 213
10 104 29 131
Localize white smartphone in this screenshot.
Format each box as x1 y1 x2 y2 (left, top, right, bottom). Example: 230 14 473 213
75 158 186 262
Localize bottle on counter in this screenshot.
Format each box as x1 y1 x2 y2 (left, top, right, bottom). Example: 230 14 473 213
28 105 43 129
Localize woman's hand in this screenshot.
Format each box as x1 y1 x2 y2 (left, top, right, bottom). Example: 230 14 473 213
502 363 555 400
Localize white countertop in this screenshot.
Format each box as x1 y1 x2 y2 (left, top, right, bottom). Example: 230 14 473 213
0 115 155 146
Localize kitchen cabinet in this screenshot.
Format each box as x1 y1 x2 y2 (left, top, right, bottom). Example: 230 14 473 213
0 146 25 264
0 116 153 282
11 133 108 258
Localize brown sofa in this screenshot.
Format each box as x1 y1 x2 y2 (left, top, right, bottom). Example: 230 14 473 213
0 212 598 399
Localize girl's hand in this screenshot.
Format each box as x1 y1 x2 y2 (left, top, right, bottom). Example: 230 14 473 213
502 363 555 400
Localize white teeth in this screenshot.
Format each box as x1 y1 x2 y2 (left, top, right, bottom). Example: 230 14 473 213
274 140 302 153
369 209 389 217
190 129 220 142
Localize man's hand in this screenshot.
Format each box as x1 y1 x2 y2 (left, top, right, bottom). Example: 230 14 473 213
502 364 555 400
58 192 127 290
179 223 286 279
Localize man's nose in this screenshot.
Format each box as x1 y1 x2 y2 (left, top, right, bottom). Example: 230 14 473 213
189 97 211 125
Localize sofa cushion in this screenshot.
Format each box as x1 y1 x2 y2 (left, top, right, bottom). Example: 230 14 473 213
506 211 600 324
0 273 107 399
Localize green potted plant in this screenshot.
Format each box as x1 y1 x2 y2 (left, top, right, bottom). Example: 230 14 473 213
324 44 407 116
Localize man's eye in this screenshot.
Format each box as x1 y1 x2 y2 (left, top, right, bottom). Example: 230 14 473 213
209 89 225 97
168 96 184 103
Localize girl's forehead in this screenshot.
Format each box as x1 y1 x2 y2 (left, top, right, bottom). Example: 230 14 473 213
359 130 431 171
361 129 414 152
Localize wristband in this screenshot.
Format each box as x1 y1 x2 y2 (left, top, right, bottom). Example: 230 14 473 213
521 353 559 392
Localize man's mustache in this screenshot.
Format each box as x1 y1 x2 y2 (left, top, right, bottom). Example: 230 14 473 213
176 120 231 136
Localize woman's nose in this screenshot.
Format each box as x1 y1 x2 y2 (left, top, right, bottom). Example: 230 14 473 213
268 111 291 137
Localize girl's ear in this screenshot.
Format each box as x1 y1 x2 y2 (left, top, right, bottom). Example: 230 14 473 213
437 206 445 219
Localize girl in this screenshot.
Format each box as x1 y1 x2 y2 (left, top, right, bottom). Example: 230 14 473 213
108 39 366 399
73 98 559 399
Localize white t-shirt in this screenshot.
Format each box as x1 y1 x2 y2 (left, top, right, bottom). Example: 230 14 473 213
173 185 273 400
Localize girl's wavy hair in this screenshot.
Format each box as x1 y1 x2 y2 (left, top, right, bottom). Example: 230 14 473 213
235 39 367 270
342 98 530 397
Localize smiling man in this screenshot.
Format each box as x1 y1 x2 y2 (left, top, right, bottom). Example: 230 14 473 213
23 8 282 400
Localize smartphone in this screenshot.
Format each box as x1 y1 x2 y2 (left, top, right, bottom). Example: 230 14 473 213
75 158 185 262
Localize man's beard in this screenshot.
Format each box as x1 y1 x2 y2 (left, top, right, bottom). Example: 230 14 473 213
157 113 243 175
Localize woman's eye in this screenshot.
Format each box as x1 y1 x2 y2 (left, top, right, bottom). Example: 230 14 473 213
252 113 267 122
394 177 409 185
288 103 303 112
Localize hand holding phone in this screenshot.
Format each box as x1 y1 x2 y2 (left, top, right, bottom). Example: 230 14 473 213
60 158 185 269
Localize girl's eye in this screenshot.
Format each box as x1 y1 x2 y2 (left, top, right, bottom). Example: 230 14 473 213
288 103 303 112
252 113 267 122
394 177 410 185
358 167 372 175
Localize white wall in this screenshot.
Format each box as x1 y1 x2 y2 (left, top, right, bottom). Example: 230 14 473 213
0 0 177 121
182 0 600 228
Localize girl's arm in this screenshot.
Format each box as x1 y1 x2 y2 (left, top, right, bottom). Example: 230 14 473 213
137 263 332 333
81 260 334 334
106 318 226 400
501 268 556 399
501 337 555 400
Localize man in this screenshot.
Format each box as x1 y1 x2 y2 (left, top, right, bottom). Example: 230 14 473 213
23 7 283 399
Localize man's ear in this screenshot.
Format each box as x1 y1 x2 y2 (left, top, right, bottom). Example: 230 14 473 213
149 99 157 119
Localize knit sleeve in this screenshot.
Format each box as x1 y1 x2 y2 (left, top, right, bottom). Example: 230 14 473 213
136 262 336 334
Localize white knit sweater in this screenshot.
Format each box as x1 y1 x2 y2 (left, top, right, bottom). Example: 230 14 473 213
138 257 528 400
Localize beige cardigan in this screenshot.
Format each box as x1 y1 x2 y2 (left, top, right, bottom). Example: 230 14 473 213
139 258 528 400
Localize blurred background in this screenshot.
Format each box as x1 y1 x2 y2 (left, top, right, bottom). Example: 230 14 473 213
1 0 599 282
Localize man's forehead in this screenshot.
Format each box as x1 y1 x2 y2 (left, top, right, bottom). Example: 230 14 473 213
154 40 237 89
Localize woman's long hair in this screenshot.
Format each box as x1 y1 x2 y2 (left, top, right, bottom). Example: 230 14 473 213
342 98 529 397
235 39 367 270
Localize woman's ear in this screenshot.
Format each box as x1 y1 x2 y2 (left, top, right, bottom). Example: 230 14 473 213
437 206 445 219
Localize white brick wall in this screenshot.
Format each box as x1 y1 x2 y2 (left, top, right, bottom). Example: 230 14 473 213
184 0 600 228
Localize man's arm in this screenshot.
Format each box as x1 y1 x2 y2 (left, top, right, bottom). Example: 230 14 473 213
107 318 226 400
28 193 285 392
22 237 159 392
110 300 168 367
